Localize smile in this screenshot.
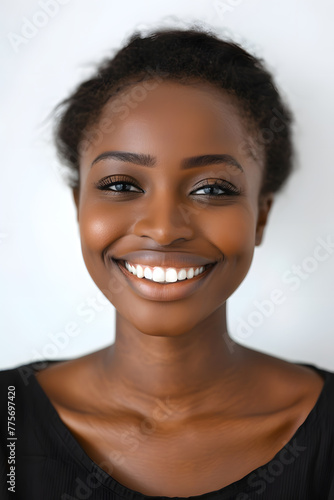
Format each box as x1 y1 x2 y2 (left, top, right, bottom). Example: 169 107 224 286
123 260 210 283
114 258 218 301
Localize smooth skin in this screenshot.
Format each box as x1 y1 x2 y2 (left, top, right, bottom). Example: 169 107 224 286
36 81 324 496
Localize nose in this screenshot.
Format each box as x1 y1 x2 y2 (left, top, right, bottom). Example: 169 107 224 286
132 191 195 245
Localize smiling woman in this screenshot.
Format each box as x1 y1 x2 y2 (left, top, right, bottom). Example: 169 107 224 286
1 27 334 500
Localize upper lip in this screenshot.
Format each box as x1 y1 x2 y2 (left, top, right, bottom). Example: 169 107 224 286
112 251 217 269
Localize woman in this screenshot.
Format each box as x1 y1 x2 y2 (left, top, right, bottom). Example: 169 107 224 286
1 27 333 499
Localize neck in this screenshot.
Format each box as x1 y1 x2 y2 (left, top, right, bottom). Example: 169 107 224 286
96 304 248 416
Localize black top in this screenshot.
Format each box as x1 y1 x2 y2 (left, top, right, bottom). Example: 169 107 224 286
1 360 334 499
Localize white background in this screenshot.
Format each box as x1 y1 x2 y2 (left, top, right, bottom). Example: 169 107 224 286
1 0 333 370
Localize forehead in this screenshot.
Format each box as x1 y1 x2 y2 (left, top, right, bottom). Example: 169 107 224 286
80 80 262 170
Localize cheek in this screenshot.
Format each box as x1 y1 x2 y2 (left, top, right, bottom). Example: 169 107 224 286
198 205 257 298
78 200 131 301
79 199 125 256
199 205 257 258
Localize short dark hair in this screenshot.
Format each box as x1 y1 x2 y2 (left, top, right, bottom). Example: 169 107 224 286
53 27 294 196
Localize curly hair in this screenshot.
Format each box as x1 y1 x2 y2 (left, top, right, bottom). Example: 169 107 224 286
53 27 294 196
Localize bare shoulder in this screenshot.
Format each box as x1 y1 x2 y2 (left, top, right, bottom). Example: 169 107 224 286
240 347 326 422
34 350 103 410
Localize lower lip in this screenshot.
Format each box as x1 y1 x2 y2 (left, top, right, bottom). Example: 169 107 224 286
113 260 217 302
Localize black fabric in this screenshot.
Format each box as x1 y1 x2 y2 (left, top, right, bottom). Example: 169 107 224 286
1 359 334 499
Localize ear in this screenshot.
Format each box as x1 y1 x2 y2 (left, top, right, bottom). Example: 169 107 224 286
72 188 80 223
255 193 274 246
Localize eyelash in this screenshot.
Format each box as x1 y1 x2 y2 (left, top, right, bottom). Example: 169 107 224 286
94 175 241 198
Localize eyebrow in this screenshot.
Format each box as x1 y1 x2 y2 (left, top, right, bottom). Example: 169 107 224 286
90 151 244 173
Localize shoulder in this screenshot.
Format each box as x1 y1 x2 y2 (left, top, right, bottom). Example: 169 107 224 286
244 355 334 490
0 363 26 385
304 362 334 423
0 360 57 391
0 361 48 418
0 359 71 416
238 350 334 437
0 359 73 457
33 352 104 411
0 355 100 422
263 358 334 441
0 362 36 408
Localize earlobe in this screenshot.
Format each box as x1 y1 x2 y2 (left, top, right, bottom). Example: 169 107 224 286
72 188 80 223
255 193 274 246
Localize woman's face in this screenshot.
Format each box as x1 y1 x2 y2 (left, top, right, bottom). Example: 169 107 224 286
74 80 273 337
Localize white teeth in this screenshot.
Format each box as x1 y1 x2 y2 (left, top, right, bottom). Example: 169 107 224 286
123 261 211 283
144 267 153 280
152 267 165 283
166 268 178 283
136 264 144 278
194 267 204 276
187 268 194 279
127 263 137 275
177 269 187 281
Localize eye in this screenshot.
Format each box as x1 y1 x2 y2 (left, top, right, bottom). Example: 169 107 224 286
191 180 240 197
94 175 142 193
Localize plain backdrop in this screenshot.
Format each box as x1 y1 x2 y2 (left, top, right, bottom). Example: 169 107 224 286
1 0 333 370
